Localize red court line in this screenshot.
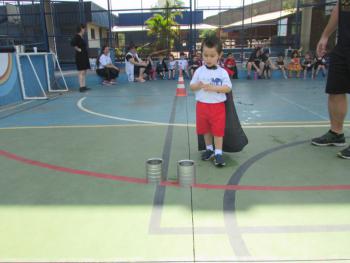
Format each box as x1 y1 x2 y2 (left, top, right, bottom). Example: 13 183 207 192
1 149 350 191
0 150 147 184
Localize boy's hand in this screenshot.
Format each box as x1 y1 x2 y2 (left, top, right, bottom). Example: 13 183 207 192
202 83 213 92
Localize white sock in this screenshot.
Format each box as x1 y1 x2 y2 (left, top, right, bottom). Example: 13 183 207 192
215 149 223 155
206 145 214 151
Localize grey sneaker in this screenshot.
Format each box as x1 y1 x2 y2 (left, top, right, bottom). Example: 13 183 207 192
214 154 226 167
311 130 346 147
201 150 214 161
337 146 350 160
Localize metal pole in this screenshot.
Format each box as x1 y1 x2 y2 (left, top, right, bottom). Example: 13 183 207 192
40 0 49 52
79 0 85 25
107 0 112 48
295 0 301 48
189 0 193 54
194 0 197 53
240 0 245 64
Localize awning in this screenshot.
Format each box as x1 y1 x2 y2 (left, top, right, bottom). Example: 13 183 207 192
223 9 296 30
112 23 217 32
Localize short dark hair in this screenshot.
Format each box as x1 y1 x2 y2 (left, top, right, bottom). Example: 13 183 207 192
76 24 85 33
201 35 222 54
128 43 136 51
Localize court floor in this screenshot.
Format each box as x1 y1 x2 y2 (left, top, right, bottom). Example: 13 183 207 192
0 78 350 262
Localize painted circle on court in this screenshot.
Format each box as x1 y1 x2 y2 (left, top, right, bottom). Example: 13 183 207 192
0 53 12 85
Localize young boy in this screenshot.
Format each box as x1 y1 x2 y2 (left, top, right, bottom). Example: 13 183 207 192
190 36 232 167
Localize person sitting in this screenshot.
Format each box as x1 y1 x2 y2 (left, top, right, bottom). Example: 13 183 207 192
188 54 202 78
246 47 263 79
288 49 303 78
156 55 168 79
96 46 119 85
224 52 238 79
261 50 273 79
275 54 288 79
145 55 156 80
302 52 314 80
177 52 190 78
313 55 327 79
168 54 177 80
125 44 147 82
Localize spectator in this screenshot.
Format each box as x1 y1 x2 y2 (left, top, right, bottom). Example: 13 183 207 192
96 46 119 85
125 44 147 82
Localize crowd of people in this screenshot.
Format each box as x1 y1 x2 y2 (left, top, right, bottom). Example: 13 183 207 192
246 47 328 80
71 26 328 88
95 45 327 85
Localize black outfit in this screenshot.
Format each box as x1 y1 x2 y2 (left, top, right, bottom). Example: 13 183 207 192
326 0 350 94
96 67 119 81
145 60 153 76
314 57 326 69
70 34 90 71
189 60 201 73
302 59 314 71
198 91 248 153
156 58 168 76
248 51 261 68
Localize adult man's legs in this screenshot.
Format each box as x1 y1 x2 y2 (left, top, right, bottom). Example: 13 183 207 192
329 94 348 134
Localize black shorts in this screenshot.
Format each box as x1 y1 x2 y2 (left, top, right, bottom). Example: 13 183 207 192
134 65 146 75
326 46 350 94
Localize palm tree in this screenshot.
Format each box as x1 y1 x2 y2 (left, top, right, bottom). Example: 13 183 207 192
145 0 184 51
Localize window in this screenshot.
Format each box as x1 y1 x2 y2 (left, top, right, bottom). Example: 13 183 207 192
91 28 96 40
278 18 288 37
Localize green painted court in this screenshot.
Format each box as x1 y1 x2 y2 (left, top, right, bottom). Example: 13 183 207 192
0 79 349 262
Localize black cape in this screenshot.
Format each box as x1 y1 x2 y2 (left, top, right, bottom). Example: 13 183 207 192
198 91 248 152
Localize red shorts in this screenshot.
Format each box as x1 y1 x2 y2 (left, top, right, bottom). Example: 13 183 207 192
196 101 226 137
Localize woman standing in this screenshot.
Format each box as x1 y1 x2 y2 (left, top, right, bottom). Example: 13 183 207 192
71 24 90 92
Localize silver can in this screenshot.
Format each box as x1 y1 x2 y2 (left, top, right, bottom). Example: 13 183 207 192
146 158 163 184
177 160 196 187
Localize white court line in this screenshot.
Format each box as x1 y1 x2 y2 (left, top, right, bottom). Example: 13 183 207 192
271 92 329 121
0 100 34 113
77 97 192 127
77 97 350 129
0 124 350 130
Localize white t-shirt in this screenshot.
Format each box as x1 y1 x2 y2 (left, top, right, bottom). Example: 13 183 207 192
190 65 232 104
178 59 188 70
169 60 177 70
98 54 112 69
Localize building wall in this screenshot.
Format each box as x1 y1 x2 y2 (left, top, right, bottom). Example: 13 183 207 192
204 0 286 26
87 23 101 49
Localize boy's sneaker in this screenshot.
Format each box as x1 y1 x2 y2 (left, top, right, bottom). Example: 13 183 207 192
102 80 112 86
311 130 346 147
337 146 350 160
201 150 214 161
214 154 226 167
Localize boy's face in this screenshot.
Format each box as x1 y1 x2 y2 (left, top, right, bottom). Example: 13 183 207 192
202 45 221 67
